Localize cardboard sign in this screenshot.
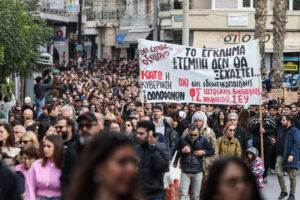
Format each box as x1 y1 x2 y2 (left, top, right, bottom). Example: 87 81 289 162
271 89 284 99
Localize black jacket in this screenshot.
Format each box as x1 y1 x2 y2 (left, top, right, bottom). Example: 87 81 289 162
60 138 83 200
136 142 170 200
234 125 248 156
153 118 178 154
176 135 214 173
249 115 277 146
0 160 21 200
34 77 53 99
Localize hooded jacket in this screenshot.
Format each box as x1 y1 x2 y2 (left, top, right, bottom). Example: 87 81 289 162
246 147 264 187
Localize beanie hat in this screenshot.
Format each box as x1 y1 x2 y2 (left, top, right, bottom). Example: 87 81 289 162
192 111 205 123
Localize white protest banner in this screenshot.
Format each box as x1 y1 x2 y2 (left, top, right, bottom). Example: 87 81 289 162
138 39 262 106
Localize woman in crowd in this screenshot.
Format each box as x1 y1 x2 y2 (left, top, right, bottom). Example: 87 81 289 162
25 135 64 200
0 123 20 169
203 157 263 200
124 119 134 137
15 146 40 197
37 122 57 152
67 132 143 200
216 122 242 158
108 120 124 133
20 131 39 149
216 110 227 134
239 109 250 133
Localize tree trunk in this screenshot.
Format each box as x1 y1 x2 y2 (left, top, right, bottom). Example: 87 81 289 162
254 0 268 74
271 0 288 88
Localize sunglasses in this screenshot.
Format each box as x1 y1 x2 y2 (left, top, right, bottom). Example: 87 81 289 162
20 140 32 144
55 126 66 130
229 129 236 132
189 134 198 137
79 123 97 129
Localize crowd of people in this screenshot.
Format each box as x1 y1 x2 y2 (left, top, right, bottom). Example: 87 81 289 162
0 57 299 200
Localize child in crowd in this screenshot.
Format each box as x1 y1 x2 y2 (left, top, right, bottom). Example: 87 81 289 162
245 147 265 188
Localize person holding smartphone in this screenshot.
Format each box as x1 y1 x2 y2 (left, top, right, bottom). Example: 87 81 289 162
136 120 170 200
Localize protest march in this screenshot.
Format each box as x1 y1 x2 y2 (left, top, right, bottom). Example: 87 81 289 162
0 39 299 200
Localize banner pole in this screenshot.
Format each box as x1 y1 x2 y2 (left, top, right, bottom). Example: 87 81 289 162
142 103 145 116
259 105 264 164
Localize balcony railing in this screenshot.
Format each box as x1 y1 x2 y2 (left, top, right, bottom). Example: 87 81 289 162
86 7 125 21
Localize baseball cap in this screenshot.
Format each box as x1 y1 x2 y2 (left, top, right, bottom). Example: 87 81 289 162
77 112 98 123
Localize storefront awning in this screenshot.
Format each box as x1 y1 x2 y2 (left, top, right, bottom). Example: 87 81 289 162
123 31 150 43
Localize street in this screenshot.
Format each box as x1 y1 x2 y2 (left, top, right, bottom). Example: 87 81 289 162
262 171 300 200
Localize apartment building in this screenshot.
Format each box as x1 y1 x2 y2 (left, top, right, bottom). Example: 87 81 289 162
160 0 300 73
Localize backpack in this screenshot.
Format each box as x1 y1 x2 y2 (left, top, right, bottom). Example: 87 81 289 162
219 136 238 153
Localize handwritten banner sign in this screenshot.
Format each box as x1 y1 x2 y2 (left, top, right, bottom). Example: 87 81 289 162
138 39 262 106
284 90 298 105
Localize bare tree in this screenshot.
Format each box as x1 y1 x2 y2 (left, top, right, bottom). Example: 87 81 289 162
271 0 288 88
254 0 268 74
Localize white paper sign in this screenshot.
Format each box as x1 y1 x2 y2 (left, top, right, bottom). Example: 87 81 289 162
228 14 249 27
138 39 262 106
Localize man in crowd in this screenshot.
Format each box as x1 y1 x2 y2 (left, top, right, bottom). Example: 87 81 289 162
12 124 26 146
60 112 99 199
152 104 177 153
55 117 76 149
228 113 248 156
250 104 277 183
47 104 60 125
276 115 300 200
176 123 214 200
136 120 169 200
34 71 53 117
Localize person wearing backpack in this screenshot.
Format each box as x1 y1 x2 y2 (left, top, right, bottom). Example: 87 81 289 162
216 122 242 158
175 123 214 200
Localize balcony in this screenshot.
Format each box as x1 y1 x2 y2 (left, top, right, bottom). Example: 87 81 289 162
86 7 125 21
38 0 85 23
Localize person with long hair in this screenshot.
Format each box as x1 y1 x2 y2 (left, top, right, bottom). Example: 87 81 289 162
216 110 227 134
37 122 57 153
202 157 263 200
25 135 64 200
0 123 20 170
67 132 143 200
239 109 250 133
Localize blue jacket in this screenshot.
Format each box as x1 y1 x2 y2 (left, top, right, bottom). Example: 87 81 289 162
176 135 214 173
276 127 300 169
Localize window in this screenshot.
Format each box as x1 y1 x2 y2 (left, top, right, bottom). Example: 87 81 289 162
243 0 251 7
289 0 300 10
212 0 254 9
215 0 238 9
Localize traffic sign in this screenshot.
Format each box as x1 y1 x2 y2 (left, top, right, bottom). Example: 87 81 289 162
76 45 83 51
